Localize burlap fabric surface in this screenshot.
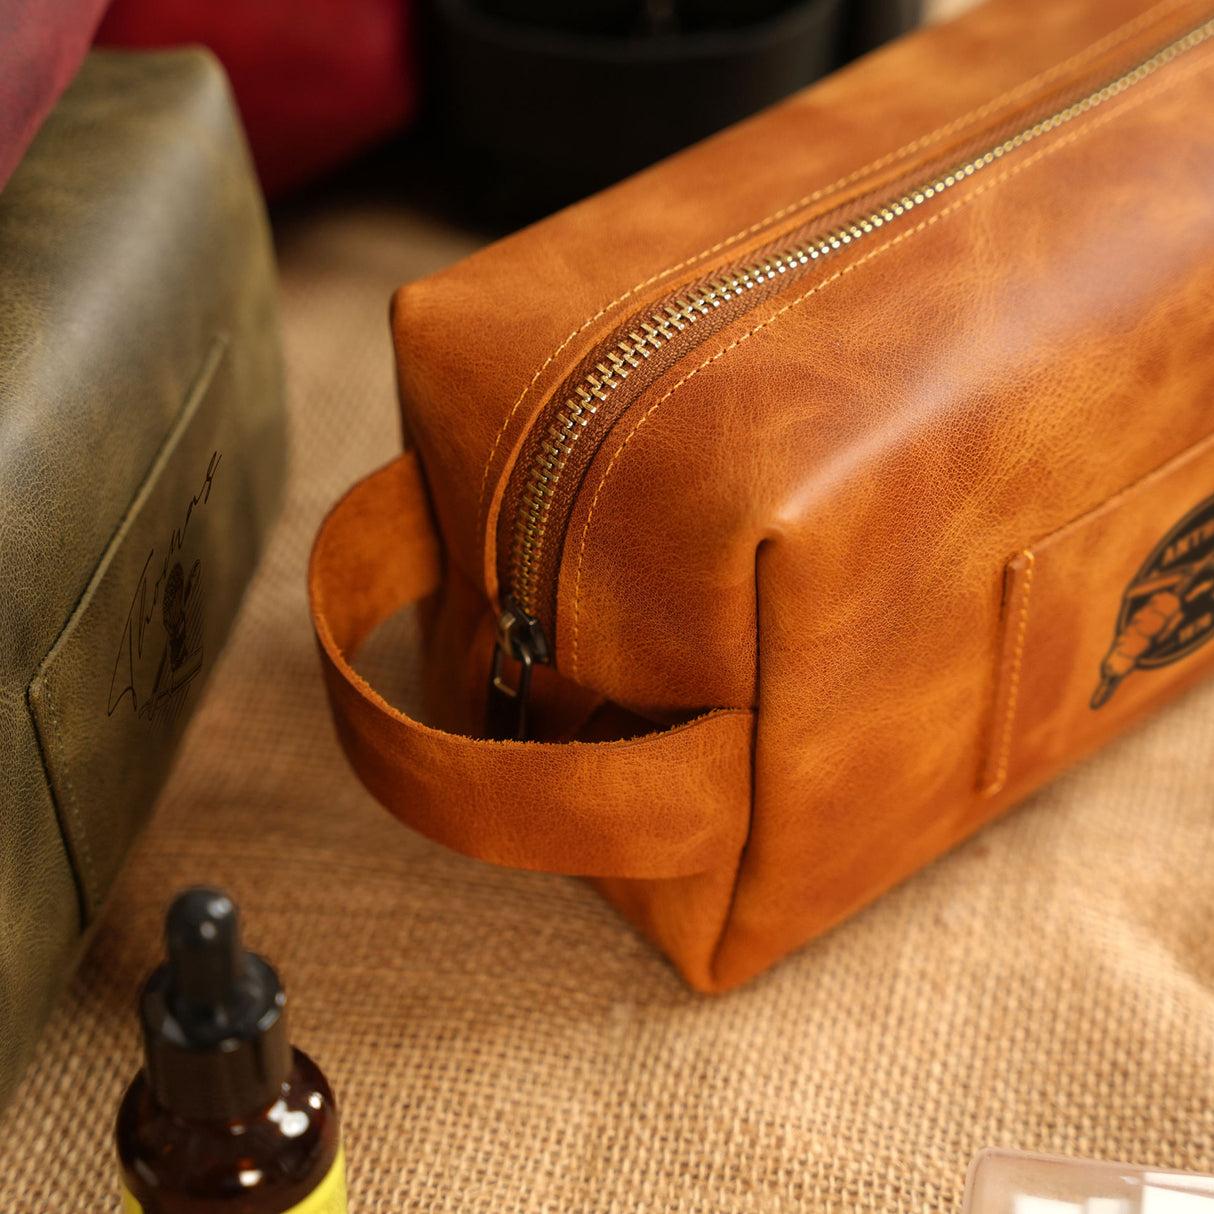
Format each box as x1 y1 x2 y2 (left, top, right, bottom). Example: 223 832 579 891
3 193 1213 1213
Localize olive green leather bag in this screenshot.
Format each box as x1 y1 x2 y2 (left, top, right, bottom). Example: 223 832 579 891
0 50 286 1110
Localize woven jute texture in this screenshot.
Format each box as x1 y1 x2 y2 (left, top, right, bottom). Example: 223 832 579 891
3 197 1213 1214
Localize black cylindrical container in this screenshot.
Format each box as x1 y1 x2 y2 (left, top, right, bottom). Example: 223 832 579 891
427 0 846 223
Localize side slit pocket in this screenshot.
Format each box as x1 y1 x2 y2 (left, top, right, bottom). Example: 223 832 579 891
981 430 1214 797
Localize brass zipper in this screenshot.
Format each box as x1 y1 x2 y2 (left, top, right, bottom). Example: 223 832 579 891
487 14 1214 740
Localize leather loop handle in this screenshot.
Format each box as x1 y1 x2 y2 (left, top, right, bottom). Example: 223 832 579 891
308 452 753 879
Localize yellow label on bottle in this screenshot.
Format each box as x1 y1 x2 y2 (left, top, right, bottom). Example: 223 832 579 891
288 1143 348 1214
120 1143 348 1213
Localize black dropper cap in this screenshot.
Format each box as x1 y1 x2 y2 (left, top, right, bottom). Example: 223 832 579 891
140 887 292 1120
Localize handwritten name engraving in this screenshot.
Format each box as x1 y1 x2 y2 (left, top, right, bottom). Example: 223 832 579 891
107 451 220 721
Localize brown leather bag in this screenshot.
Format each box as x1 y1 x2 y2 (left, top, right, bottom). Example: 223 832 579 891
310 0 1214 992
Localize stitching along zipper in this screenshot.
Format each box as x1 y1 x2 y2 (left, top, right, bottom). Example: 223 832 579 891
486 13 1214 741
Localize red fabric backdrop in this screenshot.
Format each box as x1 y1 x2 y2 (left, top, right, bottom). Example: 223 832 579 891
95 0 417 196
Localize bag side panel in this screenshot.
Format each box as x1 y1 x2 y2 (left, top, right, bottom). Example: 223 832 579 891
714 43 1214 989
0 49 284 1106
555 32 1214 989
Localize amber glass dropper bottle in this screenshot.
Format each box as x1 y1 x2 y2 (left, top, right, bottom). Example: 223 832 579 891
116 887 347 1214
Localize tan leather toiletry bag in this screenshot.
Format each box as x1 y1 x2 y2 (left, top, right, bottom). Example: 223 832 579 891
311 0 1214 992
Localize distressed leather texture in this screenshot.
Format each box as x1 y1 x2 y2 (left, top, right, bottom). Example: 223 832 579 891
312 0 1214 991
0 51 285 1107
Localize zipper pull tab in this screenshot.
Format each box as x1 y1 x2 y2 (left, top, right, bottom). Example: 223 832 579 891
485 597 550 741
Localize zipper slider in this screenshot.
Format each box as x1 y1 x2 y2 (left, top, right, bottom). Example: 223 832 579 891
485 596 550 741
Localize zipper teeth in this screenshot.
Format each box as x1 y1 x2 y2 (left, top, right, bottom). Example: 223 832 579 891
509 16 1214 618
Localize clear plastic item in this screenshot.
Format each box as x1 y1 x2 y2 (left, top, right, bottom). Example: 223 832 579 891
964 1149 1214 1214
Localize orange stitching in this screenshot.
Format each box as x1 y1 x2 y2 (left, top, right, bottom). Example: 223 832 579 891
472 0 1192 548
987 555 1036 796
473 165 912 545
568 48 1212 678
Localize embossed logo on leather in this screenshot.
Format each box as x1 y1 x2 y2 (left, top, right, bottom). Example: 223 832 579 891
1092 492 1214 708
107 451 220 726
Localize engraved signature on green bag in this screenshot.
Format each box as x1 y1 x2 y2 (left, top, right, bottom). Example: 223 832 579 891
107 451 220 726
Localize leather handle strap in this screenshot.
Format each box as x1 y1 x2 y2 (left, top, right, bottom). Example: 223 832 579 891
308 452 753 879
